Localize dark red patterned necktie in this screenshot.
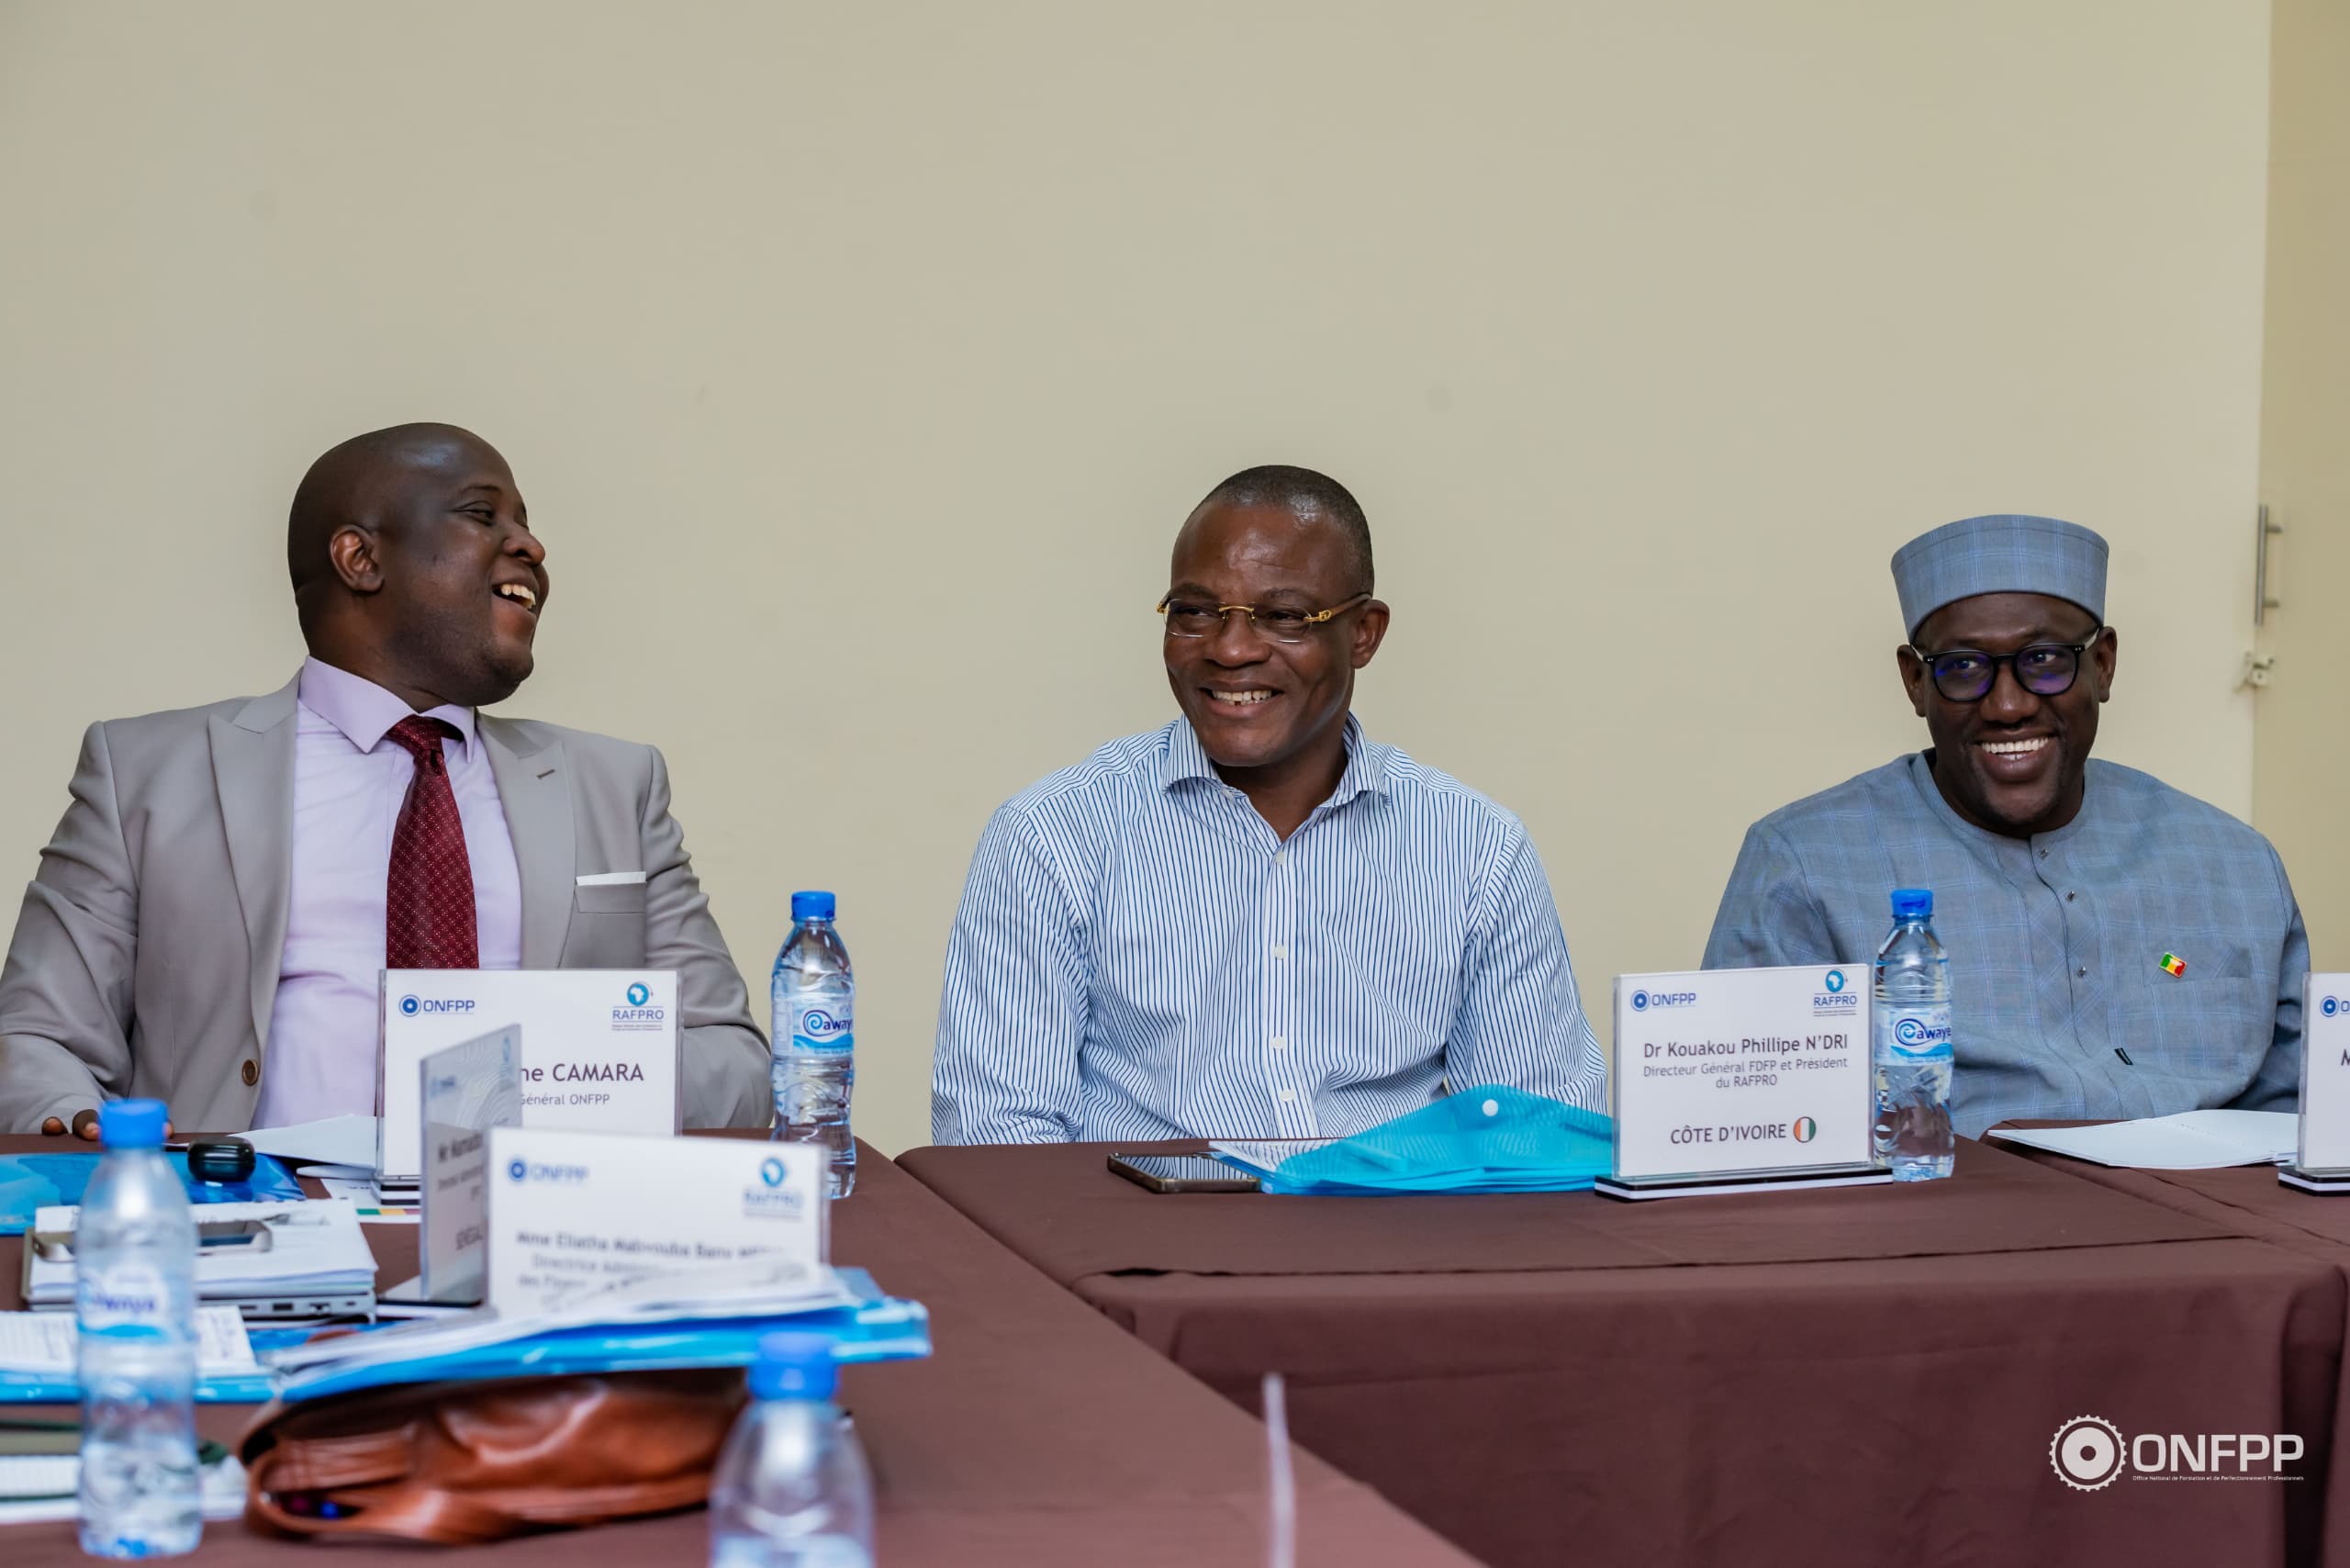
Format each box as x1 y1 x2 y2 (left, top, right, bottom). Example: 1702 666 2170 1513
385 716 479 969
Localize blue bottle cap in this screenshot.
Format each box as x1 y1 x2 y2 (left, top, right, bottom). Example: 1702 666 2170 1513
791 890 836 923
98 1098 167 1149
747 1330 837 1400
1891 888 1934 920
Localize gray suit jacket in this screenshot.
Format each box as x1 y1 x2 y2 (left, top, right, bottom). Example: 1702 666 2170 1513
0 678 769 1133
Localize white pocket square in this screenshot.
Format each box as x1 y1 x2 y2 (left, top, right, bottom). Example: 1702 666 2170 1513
576 871 647 887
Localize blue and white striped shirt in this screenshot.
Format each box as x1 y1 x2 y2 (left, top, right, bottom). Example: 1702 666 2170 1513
931 716 1605 1145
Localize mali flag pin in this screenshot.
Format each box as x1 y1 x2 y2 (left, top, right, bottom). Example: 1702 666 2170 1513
2159 952 2187 978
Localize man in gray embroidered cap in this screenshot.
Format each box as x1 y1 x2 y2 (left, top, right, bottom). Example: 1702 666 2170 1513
1703 513 2306 1136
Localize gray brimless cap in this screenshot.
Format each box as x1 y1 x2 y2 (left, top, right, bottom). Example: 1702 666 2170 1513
1891 513 2109 638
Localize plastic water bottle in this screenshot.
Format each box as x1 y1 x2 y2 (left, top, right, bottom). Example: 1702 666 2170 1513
1874 888 1956 1182
76 1098 201 1559
772 890 856 1198
709 1331 873 1568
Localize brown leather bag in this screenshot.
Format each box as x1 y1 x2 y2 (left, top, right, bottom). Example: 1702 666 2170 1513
239 1370 746 1544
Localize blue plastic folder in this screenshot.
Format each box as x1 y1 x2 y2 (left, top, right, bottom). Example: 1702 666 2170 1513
1236 1085 1615 1195
0 1152 308 1235
270 1270 931 1404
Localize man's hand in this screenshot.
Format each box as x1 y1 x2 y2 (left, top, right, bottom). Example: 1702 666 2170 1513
39 1110 170 1140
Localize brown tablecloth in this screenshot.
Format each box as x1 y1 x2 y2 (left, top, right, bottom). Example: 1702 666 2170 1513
0 1137 1474 1568
900 1135 2345 1568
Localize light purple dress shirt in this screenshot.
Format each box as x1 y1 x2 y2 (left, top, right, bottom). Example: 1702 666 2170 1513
253 659 524 1128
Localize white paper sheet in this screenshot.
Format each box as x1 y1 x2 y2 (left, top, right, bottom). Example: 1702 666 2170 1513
232 1114 378 1170
1206 1138 1336 1176
1987 1109 2298 1170
0 1307 258 1373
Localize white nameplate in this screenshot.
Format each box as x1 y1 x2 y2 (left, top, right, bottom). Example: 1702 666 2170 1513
485 1127 825 1316
1610 965 1874 1183
419 1025 524 1304
377 969 683 1187
2298 974 2350 1173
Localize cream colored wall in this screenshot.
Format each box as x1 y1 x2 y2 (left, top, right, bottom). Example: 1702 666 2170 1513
0 2 2275 1153
2253 0 2350 968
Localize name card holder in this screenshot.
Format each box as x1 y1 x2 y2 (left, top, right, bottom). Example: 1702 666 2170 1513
376 969 684 1195
2283 972 2350 1193
1597 964 1888 1201
485 1126 827 1316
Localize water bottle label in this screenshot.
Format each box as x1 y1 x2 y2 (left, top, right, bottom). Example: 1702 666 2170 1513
791 1001 854 1055
1881 1007 1954 1061
77 1263 173 1337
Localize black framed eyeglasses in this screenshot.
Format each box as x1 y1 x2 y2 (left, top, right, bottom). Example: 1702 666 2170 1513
1156 592 1371 644
1910 631 2103 702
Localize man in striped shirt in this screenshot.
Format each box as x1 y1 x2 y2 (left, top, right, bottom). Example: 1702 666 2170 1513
931 465 1605 1145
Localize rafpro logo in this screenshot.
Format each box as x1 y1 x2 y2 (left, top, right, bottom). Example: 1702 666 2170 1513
2050 1415 2302 1490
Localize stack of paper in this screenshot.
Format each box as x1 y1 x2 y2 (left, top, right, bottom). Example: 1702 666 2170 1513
1986 1109 2297 1170
0 1307 271 1402
0 1453 248 1525
22 1200 377 1316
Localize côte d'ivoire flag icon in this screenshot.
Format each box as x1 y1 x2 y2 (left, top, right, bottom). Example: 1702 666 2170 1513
2159 952 2188 978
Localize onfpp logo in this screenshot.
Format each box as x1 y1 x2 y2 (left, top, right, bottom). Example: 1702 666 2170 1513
1793 1117 1818 1143
1631 990 1651 1013
1824 969 1846 994
760 1158 787 1188
507 1159 527 1182
2325 996 2342 1020
2052 1417 2127 1491
626 981 651 1008
400 995 420 1016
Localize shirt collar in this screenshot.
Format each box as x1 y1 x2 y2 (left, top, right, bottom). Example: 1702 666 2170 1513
1159 712 1391 807
297 657 479 756
1905 749 2098 852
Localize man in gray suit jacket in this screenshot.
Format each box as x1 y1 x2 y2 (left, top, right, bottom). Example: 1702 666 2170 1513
0 423 769 1135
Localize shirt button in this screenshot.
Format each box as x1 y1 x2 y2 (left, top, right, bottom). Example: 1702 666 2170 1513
241 1058 259 1086
1270 1036 1287 1051
2076 967 2088 977
1271 945 1287 960
1279 1089 1295 1103
1274 850 1287 866
2039 848 2049 859
2066 891 2076 902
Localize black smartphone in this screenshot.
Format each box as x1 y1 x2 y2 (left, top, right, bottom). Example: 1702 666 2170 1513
1108 1153 1260 1193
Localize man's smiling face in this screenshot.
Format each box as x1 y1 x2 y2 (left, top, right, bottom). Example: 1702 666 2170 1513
1897 590 2116 837
1162 498 1385 780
